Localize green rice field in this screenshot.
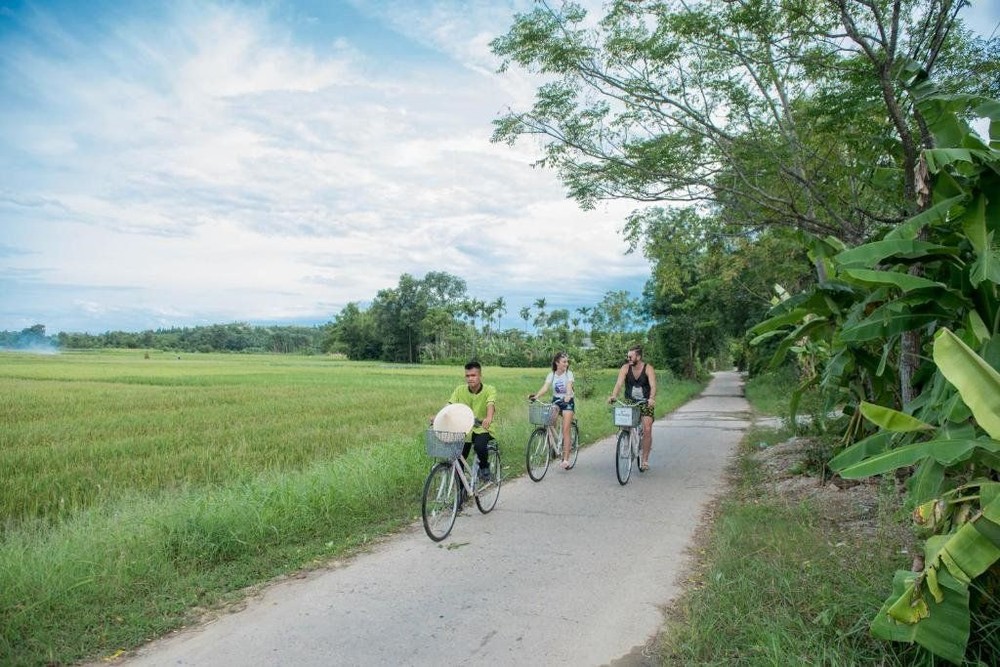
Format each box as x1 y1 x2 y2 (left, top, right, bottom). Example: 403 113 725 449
0 349 703 665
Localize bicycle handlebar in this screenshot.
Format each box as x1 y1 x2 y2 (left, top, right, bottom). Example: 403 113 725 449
608 397 649 406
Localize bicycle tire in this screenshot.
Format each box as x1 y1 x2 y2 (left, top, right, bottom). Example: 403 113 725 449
526 428 550 482
566 421 580 469
615 430 633 485
421 462 459 541
475 444 502 513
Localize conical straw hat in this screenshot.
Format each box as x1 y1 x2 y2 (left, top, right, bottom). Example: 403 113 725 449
432 403 474 436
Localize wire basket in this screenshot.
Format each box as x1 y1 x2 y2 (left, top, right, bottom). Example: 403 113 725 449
528 402 556 425
613 405 641 428
425 429 465 459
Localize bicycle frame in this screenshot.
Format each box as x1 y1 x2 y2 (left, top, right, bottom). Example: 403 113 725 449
545 416 563 451
621 421 644 456
449 452 478 495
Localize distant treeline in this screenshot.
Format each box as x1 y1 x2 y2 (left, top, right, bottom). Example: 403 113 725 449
1 323 331 355
5 270 738 376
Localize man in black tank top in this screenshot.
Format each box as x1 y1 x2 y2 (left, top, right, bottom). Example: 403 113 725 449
607 344 658 470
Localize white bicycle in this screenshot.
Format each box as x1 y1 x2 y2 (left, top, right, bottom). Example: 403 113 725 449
611 399 648 485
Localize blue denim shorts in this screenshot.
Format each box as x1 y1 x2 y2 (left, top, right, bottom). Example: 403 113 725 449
553 397 576 413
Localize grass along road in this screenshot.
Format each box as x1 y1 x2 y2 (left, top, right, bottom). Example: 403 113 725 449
0 350 702 665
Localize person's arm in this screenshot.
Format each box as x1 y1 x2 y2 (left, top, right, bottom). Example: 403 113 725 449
608 365 627 403
482 384 497 431
565 371 575 400
482 401 496 431
647 364 657 407
530 377 552 400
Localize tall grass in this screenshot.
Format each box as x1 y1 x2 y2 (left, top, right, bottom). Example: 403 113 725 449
0 350 703 665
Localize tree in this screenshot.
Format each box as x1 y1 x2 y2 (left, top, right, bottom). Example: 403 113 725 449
492 0 995 402
532 297 547 332
327 303 380 360
492 296 507 331
519 306 532 332
591 290 642 335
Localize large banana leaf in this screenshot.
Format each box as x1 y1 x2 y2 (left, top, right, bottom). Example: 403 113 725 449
871 568 969 665
747 307 814 338
908 458 947 505
872 495 1000 664
838 310 941 344
839 438 1000 479
959 194 1000 287
859 401 932 432
834 238 959 268
934 328 1000 440
829 430 894 471
885 195 966 240
925 500 1000 585
840 268 944 292
924 148 984 172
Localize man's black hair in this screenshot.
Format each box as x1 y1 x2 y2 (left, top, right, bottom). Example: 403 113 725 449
465 360 482 371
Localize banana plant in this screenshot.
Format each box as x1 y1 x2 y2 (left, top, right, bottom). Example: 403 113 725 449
749 86 1000 431
830 329 1000 664
749 84 1000 662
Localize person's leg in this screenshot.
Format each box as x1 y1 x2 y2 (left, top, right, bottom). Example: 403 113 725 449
458 440 473 504
562 408 574 461
641 414 653 466
549 403 560 451
472 432 491 476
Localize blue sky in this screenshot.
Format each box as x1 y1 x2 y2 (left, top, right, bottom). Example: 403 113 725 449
1 1 998 336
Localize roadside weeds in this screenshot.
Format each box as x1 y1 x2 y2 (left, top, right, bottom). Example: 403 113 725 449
651 425 923 666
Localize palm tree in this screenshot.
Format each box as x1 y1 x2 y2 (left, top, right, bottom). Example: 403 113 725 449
482 301 497 337
532 297 547 333
492 296 507 332
576 306 593 335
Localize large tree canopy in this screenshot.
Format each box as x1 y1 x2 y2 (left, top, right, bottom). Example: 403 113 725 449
491 0 993 243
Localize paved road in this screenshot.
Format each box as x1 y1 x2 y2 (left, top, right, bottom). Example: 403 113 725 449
118 371 750 666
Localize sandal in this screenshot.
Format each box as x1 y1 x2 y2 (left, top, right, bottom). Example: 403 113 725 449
559 459 571 469
639 461 649 471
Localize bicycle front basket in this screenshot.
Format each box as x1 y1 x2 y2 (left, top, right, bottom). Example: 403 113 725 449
528 402 556 425
425 429 465 459
613 406 640 427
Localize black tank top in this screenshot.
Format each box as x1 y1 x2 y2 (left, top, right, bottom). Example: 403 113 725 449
624 363 650 401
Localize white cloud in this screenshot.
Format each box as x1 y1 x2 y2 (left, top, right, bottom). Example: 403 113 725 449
0 1 650 334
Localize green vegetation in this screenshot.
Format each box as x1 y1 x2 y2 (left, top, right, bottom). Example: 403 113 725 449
0 350 703 666
490 1 999 659
658 372 925 665
6 0 997 661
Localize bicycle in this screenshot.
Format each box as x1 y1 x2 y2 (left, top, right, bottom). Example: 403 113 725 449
421 427 502 541
611 398 648 485
525 399 579 482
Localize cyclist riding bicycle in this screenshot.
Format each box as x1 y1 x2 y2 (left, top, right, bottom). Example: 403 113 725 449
446 360 496 482
607 345 657 471
528 351 575 469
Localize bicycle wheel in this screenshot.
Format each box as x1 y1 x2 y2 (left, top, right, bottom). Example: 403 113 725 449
475 444 502 514
421 462 459 541
615 430 633 485
526 428 550 482
566 421 580 469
